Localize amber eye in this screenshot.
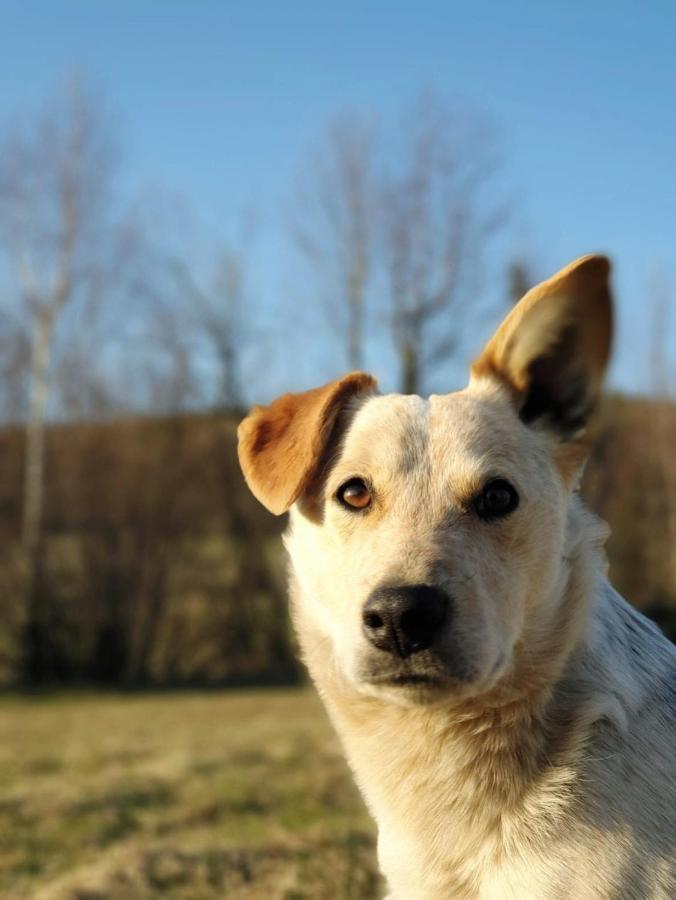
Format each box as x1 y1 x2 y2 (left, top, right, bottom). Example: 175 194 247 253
336 478 372 511
474 479 519 520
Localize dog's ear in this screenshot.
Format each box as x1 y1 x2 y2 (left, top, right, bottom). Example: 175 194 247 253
471 255 612 470
238 372 378 515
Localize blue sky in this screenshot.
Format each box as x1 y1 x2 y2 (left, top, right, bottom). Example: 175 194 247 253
2 0 676 394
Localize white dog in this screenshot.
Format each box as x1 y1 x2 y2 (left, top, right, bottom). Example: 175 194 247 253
238 256 676 899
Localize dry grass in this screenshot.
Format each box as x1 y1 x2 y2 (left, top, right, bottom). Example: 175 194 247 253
0 688 379 899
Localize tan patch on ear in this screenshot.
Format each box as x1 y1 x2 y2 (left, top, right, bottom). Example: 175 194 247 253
237 372 378 515
471 255 612 476
471 255 612 479
473 255 612 389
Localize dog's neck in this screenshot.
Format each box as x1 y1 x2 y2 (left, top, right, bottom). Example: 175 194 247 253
300 626 596 897
291 500 611 895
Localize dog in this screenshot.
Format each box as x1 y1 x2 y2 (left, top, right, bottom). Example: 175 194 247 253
238 255 676 899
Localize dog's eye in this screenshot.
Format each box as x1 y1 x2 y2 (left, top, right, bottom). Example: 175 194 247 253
474 479 519 520
336 478 372 511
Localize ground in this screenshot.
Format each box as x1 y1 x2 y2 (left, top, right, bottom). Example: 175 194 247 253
0 688 379 899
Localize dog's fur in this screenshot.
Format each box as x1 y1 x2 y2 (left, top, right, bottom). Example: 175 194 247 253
238 256 676 899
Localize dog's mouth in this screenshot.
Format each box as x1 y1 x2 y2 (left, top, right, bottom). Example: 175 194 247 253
366 672 442 687
356 638 474 700
358 666 454 706
358 649 473 697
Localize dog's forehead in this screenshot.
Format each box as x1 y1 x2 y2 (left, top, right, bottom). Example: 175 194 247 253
345 392 429 462
341 388 524 475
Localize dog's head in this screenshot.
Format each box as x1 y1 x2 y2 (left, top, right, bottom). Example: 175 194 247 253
238 256 612 706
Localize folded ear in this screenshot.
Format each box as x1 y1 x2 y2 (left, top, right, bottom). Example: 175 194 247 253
471 255 612 466
238 372 378 515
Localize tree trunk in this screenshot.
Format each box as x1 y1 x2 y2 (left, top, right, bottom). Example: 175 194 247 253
347 292 362 371
22 310 54 681
23 312 53 551
400 340 420 395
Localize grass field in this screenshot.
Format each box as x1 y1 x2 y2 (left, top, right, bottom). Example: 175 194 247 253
0 688 379 899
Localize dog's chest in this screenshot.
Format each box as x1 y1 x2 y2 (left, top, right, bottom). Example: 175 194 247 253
376 806 565 900
338 715 592 899
379 826 621 900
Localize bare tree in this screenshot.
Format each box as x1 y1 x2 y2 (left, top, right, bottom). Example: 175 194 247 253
0 77 116 678
0 307 30 421
293 115 376 371
121 193 252 413
507 261 534 307
381 95 505 394
168 244 249 411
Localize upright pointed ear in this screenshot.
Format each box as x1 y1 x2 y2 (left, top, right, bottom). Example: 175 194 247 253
471 255 612 470
238 372 378 515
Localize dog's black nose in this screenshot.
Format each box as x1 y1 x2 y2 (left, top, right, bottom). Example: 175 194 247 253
362 584 449 657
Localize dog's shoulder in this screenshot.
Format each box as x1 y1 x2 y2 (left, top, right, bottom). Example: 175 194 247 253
570 585 676 868
592 583 676 712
